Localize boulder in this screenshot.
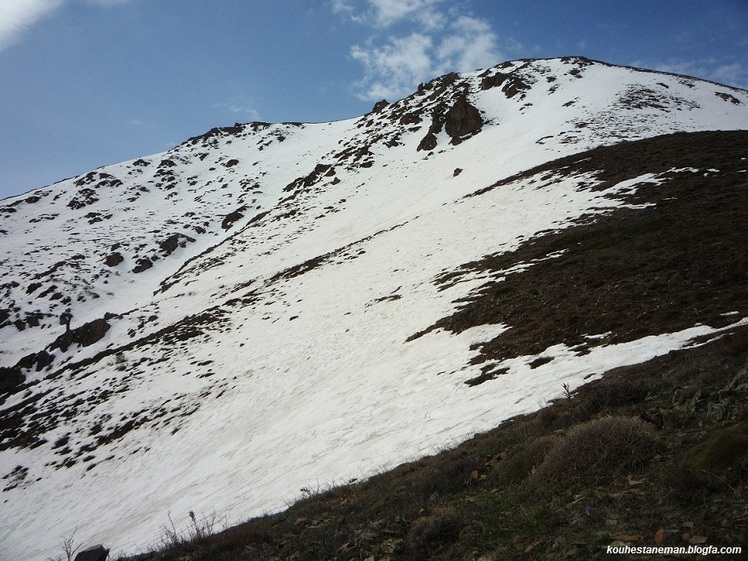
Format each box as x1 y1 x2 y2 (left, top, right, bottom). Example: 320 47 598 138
104 252 124 267
74 544 108 561
132 257 153 273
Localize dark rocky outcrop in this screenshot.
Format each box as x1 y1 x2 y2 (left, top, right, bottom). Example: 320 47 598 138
283 163 333 193
416 131 438 152
222 205 248 230
17 350 53 372
159 233 196 256
104 252 124 267
74 544 108 561
51 318 110 352
0 367 25 395
371 99 389 113
480 70 532 99
416 112 443 152
132 258 153 273
444 94 483 144
417 93 483 150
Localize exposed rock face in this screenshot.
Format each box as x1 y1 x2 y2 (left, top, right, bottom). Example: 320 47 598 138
417 93 483 150
51 318 110 352
444 94 483 144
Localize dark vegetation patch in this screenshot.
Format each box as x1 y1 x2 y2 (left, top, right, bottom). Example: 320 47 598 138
463 366 509 387
412 131 748 365
120 327 748 561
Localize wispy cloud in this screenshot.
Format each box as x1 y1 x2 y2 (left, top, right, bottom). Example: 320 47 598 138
334 0 502 101
0 0 64 51
368 0 445 30
214 97 261 121
0 0 130 51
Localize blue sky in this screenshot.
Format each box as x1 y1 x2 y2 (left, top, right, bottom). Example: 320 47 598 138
1 0 746 200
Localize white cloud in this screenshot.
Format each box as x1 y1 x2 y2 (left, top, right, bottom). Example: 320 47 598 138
435 16 500 75
344 4 502 101
368 0 445 30
0 0 130 51
0 0 64 50
214 98 261 121
351 33 434 100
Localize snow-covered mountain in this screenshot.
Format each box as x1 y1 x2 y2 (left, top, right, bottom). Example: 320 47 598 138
1 57 747 560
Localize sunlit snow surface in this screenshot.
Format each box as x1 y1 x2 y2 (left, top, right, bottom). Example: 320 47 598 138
2 58 748 560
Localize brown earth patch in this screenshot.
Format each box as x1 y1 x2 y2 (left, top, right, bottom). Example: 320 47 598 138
410 131 748 365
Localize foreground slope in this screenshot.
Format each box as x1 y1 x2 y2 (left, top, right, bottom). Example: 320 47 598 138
1 57 747 559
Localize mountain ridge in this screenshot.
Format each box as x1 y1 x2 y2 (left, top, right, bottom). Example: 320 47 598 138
1 56 748 559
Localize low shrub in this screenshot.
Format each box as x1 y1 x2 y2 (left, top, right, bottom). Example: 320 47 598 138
406 506 462 557
669 423 748 502
530 416 657 493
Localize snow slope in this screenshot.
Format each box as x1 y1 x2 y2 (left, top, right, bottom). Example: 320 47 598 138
1 57 748 560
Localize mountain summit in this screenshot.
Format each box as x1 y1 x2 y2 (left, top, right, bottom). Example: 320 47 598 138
1 57 747 559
